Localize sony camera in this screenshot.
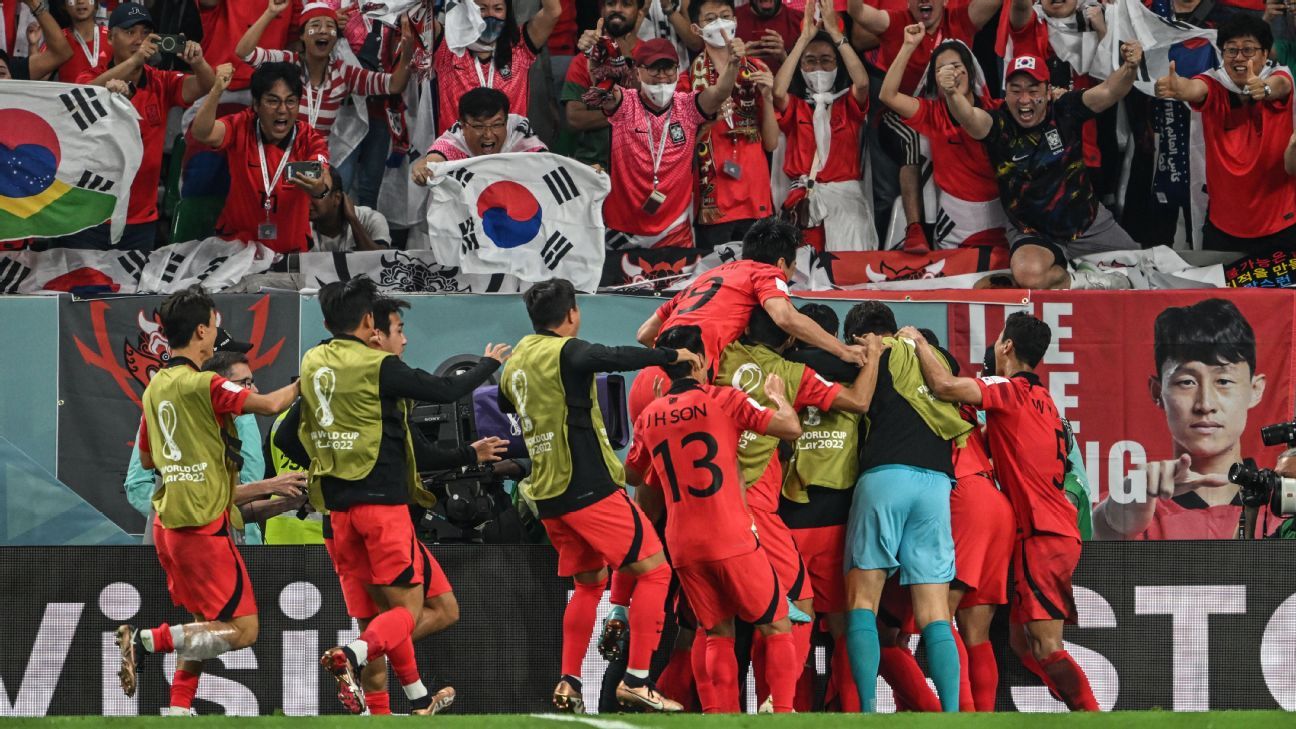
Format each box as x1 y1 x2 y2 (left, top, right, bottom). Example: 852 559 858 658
1228 458 1296 518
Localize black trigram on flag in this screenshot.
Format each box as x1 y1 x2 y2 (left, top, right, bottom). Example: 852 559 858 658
59 87 108 131
157 252 188 286
76 170 114 192
449 167 475 188
118 250 150 280
459 218 480 254
542 167 580 204
542 231 573 270
0 258 32 294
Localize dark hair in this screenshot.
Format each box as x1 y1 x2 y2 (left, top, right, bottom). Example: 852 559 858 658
325 163 344 198
658 325 704 379
918 328 940 348
1218 12 1273 52
523 278 577 331
372 297 411 336
688 0 735 24
799 303 839 339
788 31 851 99
924 41 977 99
159 285 216 349
1002 311 1051 368
319 276 379 335
459 87 510 122
843 301 897 338
742 217 800 267
487 0 522 72
251 62 304 102
202 351 250 379
746 308 790 349
1153 298 1256 376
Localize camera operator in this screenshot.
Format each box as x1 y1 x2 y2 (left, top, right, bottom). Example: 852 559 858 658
1271 448 1296 538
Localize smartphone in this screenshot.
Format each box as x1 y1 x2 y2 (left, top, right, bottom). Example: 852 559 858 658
287 161 323 180
155 34 187 56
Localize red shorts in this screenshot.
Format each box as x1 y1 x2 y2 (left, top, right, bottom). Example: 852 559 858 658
752 508 813 603
153 515 257 620
677 547 788 630
542 490 663 577
628 366 668 424
877 575 916 635
790 524 846 613
325 536 454 620
1011 532 1081 626
951 474 1014 608
329 504 422 587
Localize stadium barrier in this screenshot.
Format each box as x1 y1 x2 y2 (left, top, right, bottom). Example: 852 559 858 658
2 542 1295 716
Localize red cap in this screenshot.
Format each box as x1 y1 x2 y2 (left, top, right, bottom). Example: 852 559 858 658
1006 55 1049 84
300 2 339 26
632 39 679 68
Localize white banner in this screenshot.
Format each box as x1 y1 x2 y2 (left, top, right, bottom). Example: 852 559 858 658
299 248 525 293
1096 0 1219 93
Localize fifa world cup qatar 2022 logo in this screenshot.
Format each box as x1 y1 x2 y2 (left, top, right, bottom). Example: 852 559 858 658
510 369 534 434
312 368 337 427
156 400 182 462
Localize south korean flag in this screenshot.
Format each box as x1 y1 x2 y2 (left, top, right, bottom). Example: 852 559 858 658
425 152 611 292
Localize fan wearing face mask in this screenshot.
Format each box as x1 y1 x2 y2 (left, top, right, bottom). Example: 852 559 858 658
237 1 416 140
686 0 780 249
772 0 873 252
430 0 562 135
591 36 740 250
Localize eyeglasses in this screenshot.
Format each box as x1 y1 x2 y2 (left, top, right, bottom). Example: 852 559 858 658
232 377 255 388
641 66 677 79
261 96 299 109
1221 46 1263 59
465 120 507 133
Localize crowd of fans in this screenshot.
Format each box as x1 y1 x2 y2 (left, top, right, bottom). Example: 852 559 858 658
2 0 1295 289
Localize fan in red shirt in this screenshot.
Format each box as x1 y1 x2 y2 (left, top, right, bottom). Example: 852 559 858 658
191 63 332 254
625 324 803 713
631 218 867 421
735 0 804 74
55 0 109 83
905 312 1099 712
879 26 1006 248
198 0 302 90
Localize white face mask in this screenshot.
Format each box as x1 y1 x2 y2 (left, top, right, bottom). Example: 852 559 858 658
701 18 737 48
802 69 836 93
641 82 676 108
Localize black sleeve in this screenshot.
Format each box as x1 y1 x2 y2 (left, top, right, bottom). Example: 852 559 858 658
785 348 860 384
934 344 959 376
1058 89 1099 131
273 399 311 468
380 356 500 403
410 422 477 470
560 338 677 376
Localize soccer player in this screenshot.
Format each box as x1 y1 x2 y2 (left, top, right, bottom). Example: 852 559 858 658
116 286 300 715
905 312 1100 711
626 325 803 713
298 277 508 714
500 278 701 713
631 218 866 420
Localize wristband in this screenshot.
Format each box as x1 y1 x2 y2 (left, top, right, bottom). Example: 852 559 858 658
834 37 849 48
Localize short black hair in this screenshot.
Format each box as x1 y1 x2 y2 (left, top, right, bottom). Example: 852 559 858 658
202 351 250 379
319 276 379 336
251 62 304 103
1218 12 1273 52
843 301 897 338
459 87 510 122
1002 311 1051 368
523 278 577 331
372 297 411 336
688 0 735 24
159 285 216 349
919 328 940 348
742 217 800 268
658 325 704 379
325 163 344 197
745 308 791 349
798 303 839 339
1153 298 1256 375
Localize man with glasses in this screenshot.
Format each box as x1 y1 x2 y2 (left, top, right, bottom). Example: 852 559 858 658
1155 13 1296 253
410 87 547 185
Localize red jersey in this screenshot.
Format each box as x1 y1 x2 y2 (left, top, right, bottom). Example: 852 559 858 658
200 0 302 90
778 93 866 183
905 97 999 203
79 63 189 224
57 26 110 83
627 381 774 566
433 35 539 135
0 0 16 54
952 408 993 481
746 366 841 513
655 259 791 365
683 56 775 224
881 3 977 94
548 0 578 56
212 109 329 253
1190 72 1296 238
138 368 251 451
734 4 803 75
976 371 1077 537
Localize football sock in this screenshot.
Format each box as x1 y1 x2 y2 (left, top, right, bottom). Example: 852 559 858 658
950 626 975 711
352 606 414 664
656 648 695 712
403 678 430 706
143 624 180 654
385 635 420 688
750 630 767 705
704 635 739 713
763 631 797 713
1020 648 1063 700
832 634 861 712
169 668 199 710
627 563 671 674
562 580 604 678
609 570 635 608
845 609 880 712
791 621 813 684
691 632 716 712
967 640 999 712
879 644 941 712
920 620 960 712
365 690 391 715
1041 650 1099 711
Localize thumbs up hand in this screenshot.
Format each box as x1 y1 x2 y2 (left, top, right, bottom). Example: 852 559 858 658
1154 60 1182 99
1245 55 1270 101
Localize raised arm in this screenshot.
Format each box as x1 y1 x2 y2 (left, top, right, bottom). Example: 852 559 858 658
1083 40 1142 113
24 0 72 79
668 0 703 52
762 374 804 441
774 9 819 112
697 32 741 116
525 0 563 50
89 34 158 85
180 41 217 104
846 0 892 36
969 0 1001 29
940 65 992 139
243 380 302 416
1009 0 1034 31
899 327 983 405
384 345 508 402
190 64 234 147
763 297 867 367
830 334 883 413
752 67 781 152
236 0 289 61
387 16 417 94
822 0 869 105
879 23 924 119
636 311 664 346
1152 60 1209 105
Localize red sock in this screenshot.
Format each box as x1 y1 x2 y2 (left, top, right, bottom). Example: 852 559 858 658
833 635 861 712
763 631 797 713
1020 648 1063 700
609 570 635 608
384 634 420 687
1041 650 1099 711
150 623 175 654
562 580 604 677
951 627 975 712
627 563 671 673
656 649 696 712
791 622 813 711
366 690 391 715
967 641 998 712
359 607 415 661
751 630 768 705
169 668 199 709
879 645 940 712
704 635 739 713
692 633 717 712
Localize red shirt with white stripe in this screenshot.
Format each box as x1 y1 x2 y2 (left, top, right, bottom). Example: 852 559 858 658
905 97 1000 203
433 32 539 135
244 49 392 138
57 26 110 83
777 93 866 183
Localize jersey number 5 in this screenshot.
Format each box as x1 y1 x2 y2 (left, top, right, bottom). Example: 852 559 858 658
651 433 723 502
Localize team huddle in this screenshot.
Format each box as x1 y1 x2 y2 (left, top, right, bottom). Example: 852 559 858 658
118 218 1095 715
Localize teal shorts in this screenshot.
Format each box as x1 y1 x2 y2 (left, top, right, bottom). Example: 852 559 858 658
845 464 955 585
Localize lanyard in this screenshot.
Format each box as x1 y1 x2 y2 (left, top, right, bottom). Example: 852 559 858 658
73 26 100 67
645 107 672 190
302 62 330 129
473 56 495 89
257 125 297 217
